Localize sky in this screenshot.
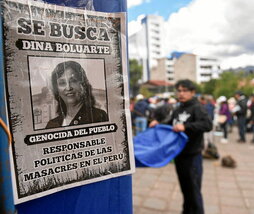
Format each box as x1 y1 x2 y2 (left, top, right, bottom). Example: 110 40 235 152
128 0 254 70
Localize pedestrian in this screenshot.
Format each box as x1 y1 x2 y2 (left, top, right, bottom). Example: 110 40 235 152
249 94 254 143
150 79 212 214
233 91 248 143
133 94 149 135
218 96 231 143
200 96 215 148
152 97 173 124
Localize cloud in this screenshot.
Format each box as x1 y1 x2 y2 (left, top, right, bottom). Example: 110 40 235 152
220 54 254 69
163 0 254 69
127 0 145 8
128 14 144 36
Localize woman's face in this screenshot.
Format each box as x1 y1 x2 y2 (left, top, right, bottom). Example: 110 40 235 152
57 68 84 106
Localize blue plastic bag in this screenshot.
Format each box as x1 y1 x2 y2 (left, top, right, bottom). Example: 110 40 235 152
134 124 188 167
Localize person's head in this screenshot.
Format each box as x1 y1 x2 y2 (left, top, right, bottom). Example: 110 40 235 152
175 79 196 103
51 61 95 116
218 96 227 104
136 94 144 101
234 90 243 100
251 94 254 102
199 96 207 105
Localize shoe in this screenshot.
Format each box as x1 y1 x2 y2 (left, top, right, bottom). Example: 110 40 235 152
220 138 228 144
237 139 246 143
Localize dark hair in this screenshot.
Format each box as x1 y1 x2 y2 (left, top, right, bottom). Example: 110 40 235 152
234 90 243 96
200 96 206 101
51 61 95 116
175 79 196 91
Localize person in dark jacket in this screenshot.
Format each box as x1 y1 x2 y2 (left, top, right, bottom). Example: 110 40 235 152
152 98 173 124
170 80 212 214
133 94 149 135
200 96 215 148
249 94 254 143
150 79 212 214
233 91 248 143
46 61 108 129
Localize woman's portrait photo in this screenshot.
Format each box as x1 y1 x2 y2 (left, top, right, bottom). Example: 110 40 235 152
28 57 109 130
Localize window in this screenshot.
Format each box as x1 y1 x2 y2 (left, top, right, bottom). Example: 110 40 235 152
152 51 160 55
200 73 212 77
200 65 212 69
200 58 217 61
152 36 160 41
34 108 42 124
152 43 160 48
151 23 159 27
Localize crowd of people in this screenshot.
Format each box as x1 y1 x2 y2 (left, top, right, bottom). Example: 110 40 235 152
131 87 254 144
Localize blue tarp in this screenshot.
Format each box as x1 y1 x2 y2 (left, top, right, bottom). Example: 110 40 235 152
134 124 188 167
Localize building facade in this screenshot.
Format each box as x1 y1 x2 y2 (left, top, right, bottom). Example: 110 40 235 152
129 15 165 82
173 54 221 83
151 53 221 84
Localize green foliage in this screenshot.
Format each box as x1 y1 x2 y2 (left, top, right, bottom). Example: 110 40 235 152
139 86 154 98
201 71 254 98
129 59 142 96
241 73 254 95
202 79 217 95
213 72 238 98
193 82 202 94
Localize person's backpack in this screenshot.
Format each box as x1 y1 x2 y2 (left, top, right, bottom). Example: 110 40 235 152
221 155 237 168
203 142 220 159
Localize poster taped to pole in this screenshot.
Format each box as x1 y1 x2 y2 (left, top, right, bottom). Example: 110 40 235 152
2 0 135 204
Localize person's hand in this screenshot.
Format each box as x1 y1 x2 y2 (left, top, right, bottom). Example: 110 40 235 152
149 120 159 127
173 124 185 132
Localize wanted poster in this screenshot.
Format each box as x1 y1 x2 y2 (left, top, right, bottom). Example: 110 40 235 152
2 0 135 204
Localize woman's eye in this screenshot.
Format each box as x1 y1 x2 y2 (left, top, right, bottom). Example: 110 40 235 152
70 78 78 84
57 80 66 86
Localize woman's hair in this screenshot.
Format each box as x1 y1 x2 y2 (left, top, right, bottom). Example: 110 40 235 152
51 61 96 116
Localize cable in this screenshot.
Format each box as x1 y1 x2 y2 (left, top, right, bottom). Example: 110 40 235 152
0 117 12 145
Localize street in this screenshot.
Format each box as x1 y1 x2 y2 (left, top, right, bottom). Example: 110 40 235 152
133 127 254 214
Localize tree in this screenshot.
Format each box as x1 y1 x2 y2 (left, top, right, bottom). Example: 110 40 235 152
193 82 202 94
213 72 238 98
129 59 142 97
139 85 154 98
201 71 254 98
202 79 217 95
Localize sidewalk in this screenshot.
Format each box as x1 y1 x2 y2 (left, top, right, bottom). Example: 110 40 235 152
133 128 254 214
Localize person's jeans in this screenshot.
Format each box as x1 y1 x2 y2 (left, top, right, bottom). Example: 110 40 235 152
135 117 147 135
175 153 204 214
252 124 254 141
220 121 228 139
237 117 246 141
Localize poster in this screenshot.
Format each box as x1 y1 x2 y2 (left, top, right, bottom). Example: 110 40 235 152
2 0 135 204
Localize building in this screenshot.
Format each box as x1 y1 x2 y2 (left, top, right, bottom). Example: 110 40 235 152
151 53 221 84
151 57 175 82
173 54 221 83
129 15 165 82
129 15 221 84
